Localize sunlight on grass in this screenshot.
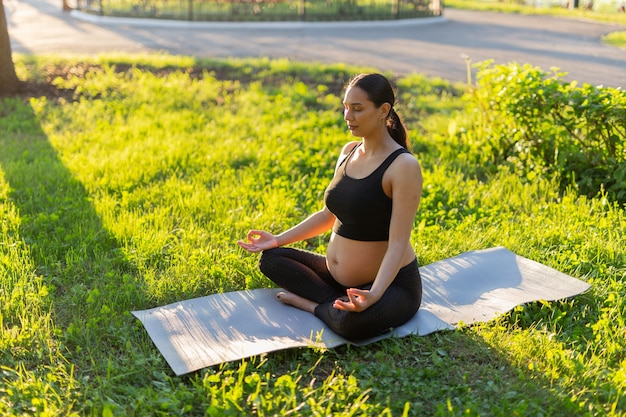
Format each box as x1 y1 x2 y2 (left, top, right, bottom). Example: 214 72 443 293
604 30 626 47
1 54 624 416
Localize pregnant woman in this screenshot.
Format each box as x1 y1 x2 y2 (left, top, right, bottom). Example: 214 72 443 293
238 73 423 340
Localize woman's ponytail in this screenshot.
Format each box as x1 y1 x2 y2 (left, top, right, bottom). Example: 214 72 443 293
386 108 408 149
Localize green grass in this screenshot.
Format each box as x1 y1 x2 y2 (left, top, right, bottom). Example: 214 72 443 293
604 30 626 47
1 53 625 416
446 0 626 47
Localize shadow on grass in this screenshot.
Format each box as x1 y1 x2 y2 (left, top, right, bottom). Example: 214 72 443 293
0 98 157 379
321 324 589 416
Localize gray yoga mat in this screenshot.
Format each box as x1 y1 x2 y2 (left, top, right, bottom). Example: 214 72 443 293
132 247 590 375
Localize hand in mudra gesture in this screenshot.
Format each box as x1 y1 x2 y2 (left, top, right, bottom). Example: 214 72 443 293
333 288 380 312
237 230 278 253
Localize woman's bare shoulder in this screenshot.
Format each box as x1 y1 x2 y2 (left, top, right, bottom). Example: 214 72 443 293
389 152 422 181
397 151 420 166
333 141 360 169
340 141 360 157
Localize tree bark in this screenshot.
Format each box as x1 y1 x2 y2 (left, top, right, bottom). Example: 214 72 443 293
0 0 20 95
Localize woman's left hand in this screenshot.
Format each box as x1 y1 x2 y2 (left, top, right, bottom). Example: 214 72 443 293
333 288 379 312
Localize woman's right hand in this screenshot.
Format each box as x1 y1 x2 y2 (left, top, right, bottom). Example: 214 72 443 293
237 230 279 253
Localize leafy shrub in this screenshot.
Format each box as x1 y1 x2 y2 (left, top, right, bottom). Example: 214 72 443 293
460 61 626 205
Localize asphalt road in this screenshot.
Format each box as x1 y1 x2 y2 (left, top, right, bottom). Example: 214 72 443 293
6 0 626 88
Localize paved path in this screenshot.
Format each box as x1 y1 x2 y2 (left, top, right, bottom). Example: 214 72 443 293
6 0 626 88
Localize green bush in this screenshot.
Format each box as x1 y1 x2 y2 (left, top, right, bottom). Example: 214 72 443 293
459 61 626 205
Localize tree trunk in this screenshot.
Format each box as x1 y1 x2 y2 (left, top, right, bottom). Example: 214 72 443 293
0 0 20 95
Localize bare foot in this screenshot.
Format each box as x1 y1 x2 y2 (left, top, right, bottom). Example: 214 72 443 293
276 291 318 314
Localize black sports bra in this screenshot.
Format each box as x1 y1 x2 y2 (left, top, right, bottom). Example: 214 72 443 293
324 144 410 241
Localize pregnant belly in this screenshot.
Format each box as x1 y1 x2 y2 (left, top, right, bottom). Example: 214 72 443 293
326 233 388 287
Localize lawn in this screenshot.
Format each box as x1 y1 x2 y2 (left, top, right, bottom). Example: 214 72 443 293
0 54 624 416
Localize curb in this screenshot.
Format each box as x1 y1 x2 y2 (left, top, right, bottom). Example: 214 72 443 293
70 10 447 29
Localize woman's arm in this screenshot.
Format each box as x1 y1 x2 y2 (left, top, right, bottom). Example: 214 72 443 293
334 153 423 311
276 207 337 246
238 142 358 253
237 207 336 253
277 141 360 245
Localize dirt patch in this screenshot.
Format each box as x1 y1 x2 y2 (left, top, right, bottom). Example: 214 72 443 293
2 80 75 101
1 62 348 102
1 62 99 101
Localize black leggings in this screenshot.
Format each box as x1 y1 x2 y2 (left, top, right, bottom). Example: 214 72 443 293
258 247 422 341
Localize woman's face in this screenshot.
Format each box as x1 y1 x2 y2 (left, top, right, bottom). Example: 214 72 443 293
343 86 387 138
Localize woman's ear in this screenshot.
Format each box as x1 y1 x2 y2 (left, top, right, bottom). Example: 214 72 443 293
380 102 392 119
